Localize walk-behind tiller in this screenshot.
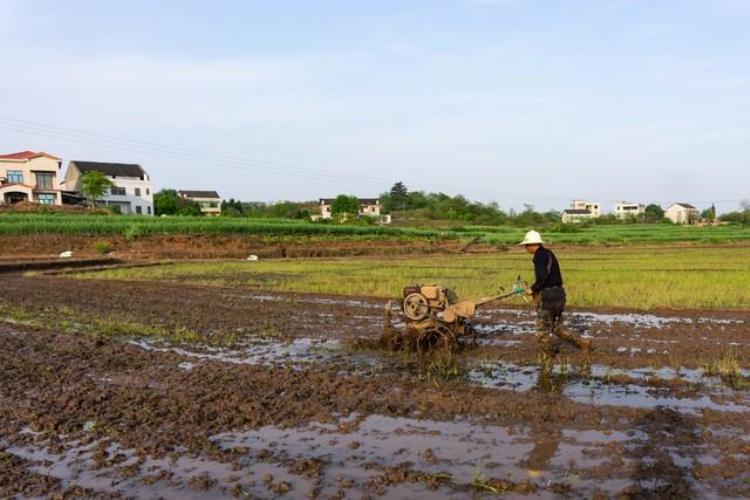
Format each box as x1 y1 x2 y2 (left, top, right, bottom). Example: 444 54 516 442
383 277 528 352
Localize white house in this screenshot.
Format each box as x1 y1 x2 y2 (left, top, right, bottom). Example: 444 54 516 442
64 161 154 215
177 190 222 216
0 150 63 206
318 197 391 223
562 200 601 223
561 209 594 224
665 203 699 225
614 201 646 219
570 200 601 218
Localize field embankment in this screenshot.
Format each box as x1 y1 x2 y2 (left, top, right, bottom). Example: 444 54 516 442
1 213 750 260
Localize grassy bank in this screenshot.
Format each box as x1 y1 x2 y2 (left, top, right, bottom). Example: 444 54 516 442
73 246 750 310
2 213 750 246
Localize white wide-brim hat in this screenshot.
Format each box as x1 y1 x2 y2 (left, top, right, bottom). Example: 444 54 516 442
519 230 544 246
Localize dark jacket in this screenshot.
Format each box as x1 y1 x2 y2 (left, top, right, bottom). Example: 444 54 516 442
531 245 563 294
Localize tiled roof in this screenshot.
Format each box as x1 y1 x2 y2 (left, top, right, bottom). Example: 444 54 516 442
70 161 145 178
0 150 61 161
178 190 221 199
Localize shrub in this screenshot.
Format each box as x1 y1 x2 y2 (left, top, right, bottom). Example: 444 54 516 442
93 240 113 254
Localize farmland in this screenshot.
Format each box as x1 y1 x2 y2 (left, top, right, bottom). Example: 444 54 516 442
78 246 750 310
1 237 750 497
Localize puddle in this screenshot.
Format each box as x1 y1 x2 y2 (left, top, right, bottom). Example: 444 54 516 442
4 413 739 498
4 438 313 499
130 337 352 368
3 413 647 498
467 361 750 415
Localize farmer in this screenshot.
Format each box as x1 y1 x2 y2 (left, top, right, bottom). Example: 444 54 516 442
519 230 591 355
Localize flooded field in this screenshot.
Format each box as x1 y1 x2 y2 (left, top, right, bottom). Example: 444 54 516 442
1 272 749 498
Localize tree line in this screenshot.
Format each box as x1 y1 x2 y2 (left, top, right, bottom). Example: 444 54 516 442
148 182 748 226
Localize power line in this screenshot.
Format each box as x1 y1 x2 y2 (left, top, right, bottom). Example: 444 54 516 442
1 114 742 207
0 114 570 202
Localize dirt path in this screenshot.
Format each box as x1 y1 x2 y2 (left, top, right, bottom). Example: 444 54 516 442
1 274 749 497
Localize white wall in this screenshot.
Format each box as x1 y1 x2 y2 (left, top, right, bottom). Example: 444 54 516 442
104 176 154 215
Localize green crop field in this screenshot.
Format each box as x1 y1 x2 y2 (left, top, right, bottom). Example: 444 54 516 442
2 213 750 245
75 246 750 310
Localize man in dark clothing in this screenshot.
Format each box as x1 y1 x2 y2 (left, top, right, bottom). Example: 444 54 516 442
519 230 591 355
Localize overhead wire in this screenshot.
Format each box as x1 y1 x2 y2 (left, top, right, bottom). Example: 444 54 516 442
0 114 742 207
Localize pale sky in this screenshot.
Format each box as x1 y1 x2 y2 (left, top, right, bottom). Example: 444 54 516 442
1 0 748 213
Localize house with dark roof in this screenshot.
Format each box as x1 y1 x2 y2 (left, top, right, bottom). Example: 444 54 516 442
665 202 699 225
561 199 601 223
177 190 222 216
63 160 154 215
0 150 63 206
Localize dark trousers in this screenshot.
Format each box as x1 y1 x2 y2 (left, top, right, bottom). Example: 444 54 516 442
536 287 589 352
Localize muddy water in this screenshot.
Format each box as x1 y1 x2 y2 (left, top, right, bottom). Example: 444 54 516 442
467 361 750 414
7 411 739 498
0 416 648 498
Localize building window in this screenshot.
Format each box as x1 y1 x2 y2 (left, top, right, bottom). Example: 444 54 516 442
35 193 56 205
111 186 126 196
35 172 55 190
146 188 150 195
135 205 142 214
147 206 152 215
135 187 141 196
6 170 23 183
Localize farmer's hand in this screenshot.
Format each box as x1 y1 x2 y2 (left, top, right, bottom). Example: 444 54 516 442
524 286 534 296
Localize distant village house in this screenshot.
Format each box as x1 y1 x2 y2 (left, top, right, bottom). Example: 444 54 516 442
317 198 391 224
177 190 222 216
561 199 601 223
665 202 699 225
64 161 154 215
614 201 646 219
0 151 63 206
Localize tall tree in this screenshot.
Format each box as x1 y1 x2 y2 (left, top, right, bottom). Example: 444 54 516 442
390 182 408 209
80 171 114 208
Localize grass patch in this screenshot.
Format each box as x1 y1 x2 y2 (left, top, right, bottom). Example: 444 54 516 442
702 350 748 390
0 302 206 344
74 246 750 310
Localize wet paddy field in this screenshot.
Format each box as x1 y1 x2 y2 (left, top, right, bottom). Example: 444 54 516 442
1 273 749 498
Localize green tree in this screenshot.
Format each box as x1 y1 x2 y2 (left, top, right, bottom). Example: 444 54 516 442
644 204 665 223
330 194 360 220
221 198 244 216
80 171 114 208
154 189 179 215
701 204 716 221
153 189 203 216
390 182 409 212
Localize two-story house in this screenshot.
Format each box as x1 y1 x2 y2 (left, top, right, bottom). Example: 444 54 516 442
63 161 154 215
0 150 63 205
562 199 601 223
614 201 646 219
665 203 699 225
177 190 222 216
